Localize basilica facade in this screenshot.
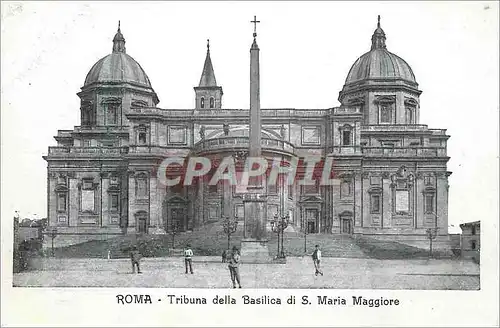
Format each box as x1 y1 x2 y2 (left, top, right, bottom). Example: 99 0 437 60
44 17 451 248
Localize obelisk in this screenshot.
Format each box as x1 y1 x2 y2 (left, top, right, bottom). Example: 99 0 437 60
241 16 269 259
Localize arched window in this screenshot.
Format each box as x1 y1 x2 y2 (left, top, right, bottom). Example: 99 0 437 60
200 97 205 109
209 97 215 109
404 98 418 124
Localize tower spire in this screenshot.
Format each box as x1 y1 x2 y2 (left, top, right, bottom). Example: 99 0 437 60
371 15 386 50
112 20 126 53
198 39 217 87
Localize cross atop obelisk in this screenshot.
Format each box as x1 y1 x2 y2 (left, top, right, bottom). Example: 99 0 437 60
251 15 260 37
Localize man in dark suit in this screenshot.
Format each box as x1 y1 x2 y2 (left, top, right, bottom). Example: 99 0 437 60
130 245 142 274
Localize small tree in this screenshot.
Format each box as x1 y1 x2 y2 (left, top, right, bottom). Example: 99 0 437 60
426 227 439 258
222 216 238 250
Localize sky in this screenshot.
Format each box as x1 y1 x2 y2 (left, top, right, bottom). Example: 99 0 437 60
1 1 499 229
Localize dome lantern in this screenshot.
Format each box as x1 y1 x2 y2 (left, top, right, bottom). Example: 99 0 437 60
112 20 126 53
371 15 386 50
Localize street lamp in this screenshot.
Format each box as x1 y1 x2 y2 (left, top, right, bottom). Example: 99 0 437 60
271 214 289 258
47 227 58 257
222 216 238 250
170 223 179 249
426 227 439 258
303 218 308 253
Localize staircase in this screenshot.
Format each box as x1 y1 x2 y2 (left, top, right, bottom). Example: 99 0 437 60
277 232 368 258
240 240 273 263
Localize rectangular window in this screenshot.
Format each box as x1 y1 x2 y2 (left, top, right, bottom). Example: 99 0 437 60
110 194 119 212
107 103 118 125
424 194 434 214
81 189 95 212
138 132 147 144
340 181 351 198
471 226 476 235
57 193 67 212
342 130 351 146
380 104 393 123
83 139 91 147
371 194 381 214
136 178 148 198
395 190 410 212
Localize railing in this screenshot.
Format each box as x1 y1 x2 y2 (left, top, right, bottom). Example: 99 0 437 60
129 107 334 119
332 106 362 114
361 147 447 157
329 146 362 155
47 147 128 156
73 126 129 133
362 124 430 132
192 136 296 154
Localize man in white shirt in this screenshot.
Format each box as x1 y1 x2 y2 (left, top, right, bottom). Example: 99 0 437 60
184 244 194 274
312 244 323 276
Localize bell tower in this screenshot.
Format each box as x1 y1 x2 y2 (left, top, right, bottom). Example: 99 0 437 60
194 39 223 109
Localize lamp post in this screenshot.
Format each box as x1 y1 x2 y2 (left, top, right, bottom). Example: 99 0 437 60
222 216 238 250
271 214 280 258
170 223 179 249
303 219 308 253
48 227 58 257
271 214 289 259
426 227 439 258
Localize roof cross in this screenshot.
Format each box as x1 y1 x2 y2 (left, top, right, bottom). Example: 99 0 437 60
251 15 260 37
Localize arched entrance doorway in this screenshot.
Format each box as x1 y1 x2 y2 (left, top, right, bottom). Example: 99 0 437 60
162 196 190 232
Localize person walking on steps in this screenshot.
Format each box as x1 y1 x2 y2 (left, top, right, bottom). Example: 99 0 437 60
228 246 242 288
312 244 323 276
184 244 194 274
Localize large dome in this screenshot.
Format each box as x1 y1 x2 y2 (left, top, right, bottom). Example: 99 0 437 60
83 23 153 88
345 49 415 84
84 52 152 87
343 16 416 86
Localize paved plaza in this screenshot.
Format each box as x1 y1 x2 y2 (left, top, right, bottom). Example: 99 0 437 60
13 256 479 290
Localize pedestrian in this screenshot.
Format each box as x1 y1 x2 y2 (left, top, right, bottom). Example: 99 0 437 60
130 245 142 274
222 249 227 263
184 244 194 274
228 246 242 288
312 244 323 276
